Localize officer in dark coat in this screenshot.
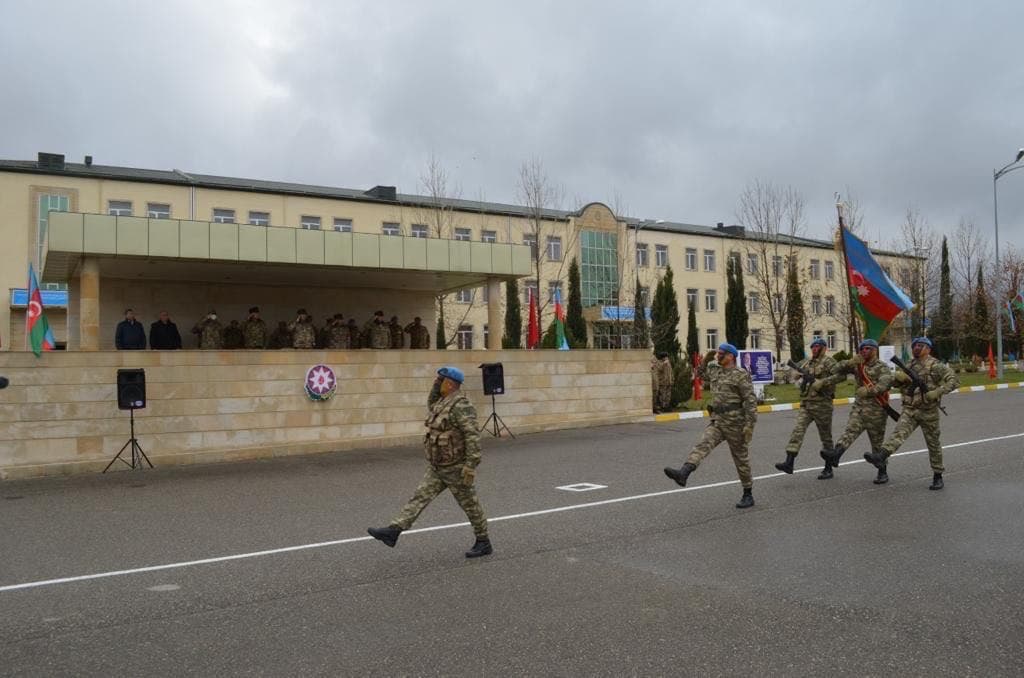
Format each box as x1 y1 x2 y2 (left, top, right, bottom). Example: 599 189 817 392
115 308 146 350
149 310 182 350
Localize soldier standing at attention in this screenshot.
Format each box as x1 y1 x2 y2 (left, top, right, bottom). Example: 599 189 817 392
327 314 350 349
775 337 838 474
242 306 267 349
389 315 404 349
364 310 390 349
192 310 223 350
865 337 958 490
346 318 361 349
820 338 894 483
650 354 661 413
655 352 673 413
223 319 244 349
289 308 317 349
268 321 291 349
405 316 431 349
664 343 758 509
368 366 492 558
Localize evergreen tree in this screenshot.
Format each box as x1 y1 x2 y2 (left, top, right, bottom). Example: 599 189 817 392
436 301 446 349
650 265 682 359
725 255 749 349
502 280 522 349
786 260 806 361
566 257 587 348
632 275 650 349
686 297 700 361
933 236 955 359
972 264 991 356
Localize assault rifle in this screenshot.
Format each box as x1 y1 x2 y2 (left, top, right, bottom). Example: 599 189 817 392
786 359 815 394
890 356 948 416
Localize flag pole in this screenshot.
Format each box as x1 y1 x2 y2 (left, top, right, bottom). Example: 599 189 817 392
836 201 862 349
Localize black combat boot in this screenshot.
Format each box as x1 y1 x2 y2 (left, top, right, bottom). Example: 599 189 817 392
664 462 696 487
817 463 834 480
735 488 754 509
825 444 846 467
863 450 886 470
873 464 889 485
929 473 944 491
465 537 493 558
774 452 797 474
367 525 402 548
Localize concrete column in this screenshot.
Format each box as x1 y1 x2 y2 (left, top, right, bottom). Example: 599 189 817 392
79 257 100 351
487 277 502 350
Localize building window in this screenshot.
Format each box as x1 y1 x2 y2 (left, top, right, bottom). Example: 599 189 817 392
686 288 698 310
748 292 761 313
811 294 822 316
249 211 270 226
810 259 820 280
747 253 758 275
481 230 497 243
548 281 564 303
456 288 474 303
382 222 400 236
825 295 835 316
827 330 837 350
685 248 697 271
524 234 538 260
580 230 618 307
547 236 563 261
704 249 716 272
213 208 236 224
333 217 352 232
37 193 70 269
524 280 539 305
454 227 471 241
108 200 132 216
773 294 783 314
301 215 321 230
749 328 761 349
456 325 473 350
772 255 783 278
147 203 170 219
824 260 834 281
592 323 632 349
655 244 668 267
636 243 649 268
705 289 717 313
482 285 489 303
705 329 719 350
483 324 489 347
411 223 428 238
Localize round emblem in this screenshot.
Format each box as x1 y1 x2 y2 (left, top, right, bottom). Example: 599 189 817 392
304 364 337 401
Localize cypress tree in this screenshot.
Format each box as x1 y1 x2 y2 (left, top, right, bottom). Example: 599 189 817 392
436 300 446 349
566 257 587 348
933 236 955 359
632 275 649 349
725 255 748 349
786 259 806 361
502 280 522 349
972 264 991 356
686 296 700 361
650 265 682 359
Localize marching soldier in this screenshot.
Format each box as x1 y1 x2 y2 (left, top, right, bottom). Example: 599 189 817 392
326 314 350 349
389 315 404 349
288 309 317 349
865 337 959 490
820 338 894 483
368 366 492 558
242 306 268 349
192 310 223 350
775 338 838 474
664 343 758 509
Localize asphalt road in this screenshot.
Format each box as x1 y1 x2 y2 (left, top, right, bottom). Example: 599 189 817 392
1 389 1023 676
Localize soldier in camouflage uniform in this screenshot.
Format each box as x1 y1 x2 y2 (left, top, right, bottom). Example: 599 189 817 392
664 343 758 509
368 366 492 558
654 352 673 413
223 320 244 349
268 321 291 349
775 337 838 474
405 317 431 349
242 306 268 349
866 337 959 490
389 315 404 349
325 314 350 349
288 309 317 349
346 318 362 349
192 310 224 350
363 310 391 349
820 338 894 483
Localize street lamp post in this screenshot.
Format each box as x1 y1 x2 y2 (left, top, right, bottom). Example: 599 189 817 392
993 148 1024 378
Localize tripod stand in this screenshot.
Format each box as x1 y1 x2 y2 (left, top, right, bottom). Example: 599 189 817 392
103 407 153 473
481 393 515 438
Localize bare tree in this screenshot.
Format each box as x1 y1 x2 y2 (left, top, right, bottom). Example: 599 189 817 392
951 218 991 302
893 207 938 339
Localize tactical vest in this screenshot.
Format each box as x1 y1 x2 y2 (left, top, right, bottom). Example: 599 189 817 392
424 393 467 466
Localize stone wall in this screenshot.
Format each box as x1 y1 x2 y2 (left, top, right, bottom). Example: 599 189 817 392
0 349 651 479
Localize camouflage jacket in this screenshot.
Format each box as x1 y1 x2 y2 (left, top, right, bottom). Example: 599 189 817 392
701 360 723 391
364 321 390 349
896 356 958 410
289 320 317 349
655 359 673 388
223 322 244 349
326 322 350 349
708 365 757 428
242 319 268 349
828 357 893 409
406 323 430 348
192 318 223 350
424 382 481 467
796 354 838 402
389 323 404 349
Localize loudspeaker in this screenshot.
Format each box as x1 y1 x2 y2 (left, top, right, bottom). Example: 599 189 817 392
117 369 146 410
479 363 505 396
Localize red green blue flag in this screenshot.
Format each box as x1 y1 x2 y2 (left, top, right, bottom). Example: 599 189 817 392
840 227 915 340
26 262 57 357
553 287 569 351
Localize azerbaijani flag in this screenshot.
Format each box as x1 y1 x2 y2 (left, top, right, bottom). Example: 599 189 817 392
26 262 57 357
840 226 915 341
553 287 570 351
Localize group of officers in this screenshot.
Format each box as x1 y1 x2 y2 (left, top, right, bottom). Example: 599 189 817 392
114 307 432 350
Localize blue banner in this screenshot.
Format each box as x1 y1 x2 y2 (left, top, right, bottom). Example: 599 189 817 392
600 306 652 321
11 288 68 308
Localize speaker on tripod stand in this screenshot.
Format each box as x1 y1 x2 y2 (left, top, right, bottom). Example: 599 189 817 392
479 363 514 438
104 368 154 472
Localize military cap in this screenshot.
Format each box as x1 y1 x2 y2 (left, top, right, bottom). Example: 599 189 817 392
717 342 739 358
437 366 465 384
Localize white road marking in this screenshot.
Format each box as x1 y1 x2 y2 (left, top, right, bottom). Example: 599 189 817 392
146 584 181 592
1 431 1021 594
556 483 608 492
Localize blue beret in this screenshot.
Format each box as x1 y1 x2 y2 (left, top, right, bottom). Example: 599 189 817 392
437 366 465 384
717 342 739 358
912 336 932 348
810 337 827 348
858 338 879 350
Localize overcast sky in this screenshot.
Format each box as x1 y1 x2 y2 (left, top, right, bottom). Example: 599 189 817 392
2 1 1022 249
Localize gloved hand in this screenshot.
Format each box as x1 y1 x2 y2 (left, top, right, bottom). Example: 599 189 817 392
704 350 717 366
925 389 941 403
460 465 476 485
809 379 825 394
855 386 870 398
849 355 865 366
743 426 753 444
894 371 911 384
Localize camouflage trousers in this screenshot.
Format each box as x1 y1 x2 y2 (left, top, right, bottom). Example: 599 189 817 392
392 465 488 538
686 418 753 488
836 402 888 453
880 406 944 473
656 385 672 411
785 400 834 455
